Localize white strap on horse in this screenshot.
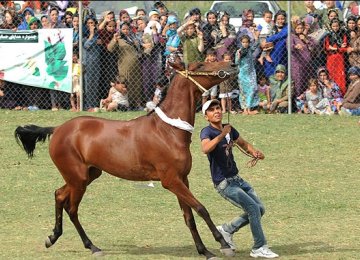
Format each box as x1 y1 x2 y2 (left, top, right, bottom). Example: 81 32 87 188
154 107 194 133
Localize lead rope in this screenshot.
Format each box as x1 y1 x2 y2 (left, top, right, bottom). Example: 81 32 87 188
224 86 259 168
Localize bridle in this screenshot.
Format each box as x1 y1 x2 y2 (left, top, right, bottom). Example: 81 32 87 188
176 67 259 167
176 69 231 93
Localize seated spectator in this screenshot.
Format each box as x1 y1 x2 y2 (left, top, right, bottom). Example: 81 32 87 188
305 78 333 115
100 76 129 112
257 75 270 112
145 75 168 112
317 67 343 113
339 66 360 116
268 64 292 113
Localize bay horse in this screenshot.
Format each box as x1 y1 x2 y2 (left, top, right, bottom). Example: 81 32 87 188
14 61 238 259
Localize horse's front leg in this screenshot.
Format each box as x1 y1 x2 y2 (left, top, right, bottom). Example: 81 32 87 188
177 198 216 259
166 177 235 259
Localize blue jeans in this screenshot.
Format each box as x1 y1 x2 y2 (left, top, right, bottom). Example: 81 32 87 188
215 175 266 249
349 107 360 116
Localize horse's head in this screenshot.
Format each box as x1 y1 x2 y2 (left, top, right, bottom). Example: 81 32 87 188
171 61 238 92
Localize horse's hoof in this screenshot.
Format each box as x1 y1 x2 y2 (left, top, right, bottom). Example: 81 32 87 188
220 248 235 257
208 257 222 260
45 237 53 248
92 251 104 257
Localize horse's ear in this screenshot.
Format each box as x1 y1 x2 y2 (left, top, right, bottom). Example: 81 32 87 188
169 60 185 71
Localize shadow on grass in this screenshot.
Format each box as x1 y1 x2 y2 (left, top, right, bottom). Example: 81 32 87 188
100 241 359 258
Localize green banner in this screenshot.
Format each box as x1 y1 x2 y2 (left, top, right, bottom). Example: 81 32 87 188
0 29 73 93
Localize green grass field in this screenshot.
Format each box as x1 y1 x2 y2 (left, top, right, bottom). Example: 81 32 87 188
1 110 359 259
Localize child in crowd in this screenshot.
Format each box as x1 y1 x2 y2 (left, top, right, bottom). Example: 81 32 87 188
70 51 80 112
305 78 334 115
177 19 204 64
144 10 162 35
257 75 270 112
202 49 218 105
235 34 260 115
219 52 237 113
145 75 168 112
257 10 274 65
100 76 129 112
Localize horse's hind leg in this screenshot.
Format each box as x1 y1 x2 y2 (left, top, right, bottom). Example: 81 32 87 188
65 166 103 255
45 185 68 248
45 167 102 249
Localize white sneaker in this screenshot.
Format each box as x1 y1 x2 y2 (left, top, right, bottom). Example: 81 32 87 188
217 225 236 250
250 245 279 258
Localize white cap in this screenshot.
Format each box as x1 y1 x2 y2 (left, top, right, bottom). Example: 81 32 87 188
202 99 220 115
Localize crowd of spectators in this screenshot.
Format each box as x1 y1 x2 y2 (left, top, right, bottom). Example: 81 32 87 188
0 0 359 116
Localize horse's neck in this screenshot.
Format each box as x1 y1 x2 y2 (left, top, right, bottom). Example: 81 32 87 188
161 76 197 127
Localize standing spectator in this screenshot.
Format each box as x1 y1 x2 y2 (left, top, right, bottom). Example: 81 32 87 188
257 10 274 65
177 20 204 64
202 49 218 105
108 22 143 110
235 35 260 115
72 13 79 52
62 10 73 28
212 11 237 61
40 15 50 28
70 51 80 112
0 9 20 30
98 10 115 30
219 52 237 114
317 67 343 112
262 10 288 78
324 18 348 95
347 23 360 67
82 16 102 111
339 66 360 116
17 1 40 15
163 15 181 78
17 7 34 30
98 19 118 99
48 7 65 28
202 10 218 53
291 19 316 97
141 12 162 103
48 1 69 19
318 0 343 27
154 1 168 16
186 7 205 31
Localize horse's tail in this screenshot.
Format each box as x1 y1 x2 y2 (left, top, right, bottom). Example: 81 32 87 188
14 125 55 158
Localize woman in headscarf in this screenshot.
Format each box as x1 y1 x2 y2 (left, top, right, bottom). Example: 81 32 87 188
108 21 143 110
317 66 343 112
324 18 348 95
82 15 102 111
261 10 288 78
202 10 218 53
212 11 237 61
291 18 316 97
